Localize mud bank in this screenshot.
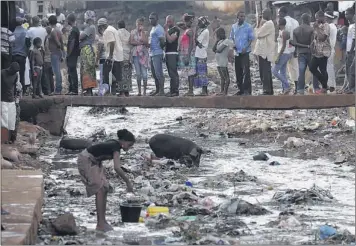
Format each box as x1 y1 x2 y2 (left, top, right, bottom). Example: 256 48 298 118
35 105 355 245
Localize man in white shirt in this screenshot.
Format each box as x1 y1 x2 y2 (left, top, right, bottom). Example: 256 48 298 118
195 16 210 96
56 9 66 24
26 16 47 49
97 18 124 96
343 8 355 93
278 6 299 92
325 11 338 92
254 8 275 95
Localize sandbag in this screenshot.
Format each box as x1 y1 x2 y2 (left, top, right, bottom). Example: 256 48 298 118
59 138 92 150
1 145 21 162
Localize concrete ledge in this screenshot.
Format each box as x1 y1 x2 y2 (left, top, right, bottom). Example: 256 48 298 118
1 170 44 245
21 94 355 110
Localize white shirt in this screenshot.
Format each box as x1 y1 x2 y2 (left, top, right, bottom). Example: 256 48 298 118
103 25 123 62
254 20 275 62
26 26 47 49
328 23 337 51
57 13 66 24
277 30 294 54
346 23 355 52
117 28 131 61
195 28 209 59
284 16 299 41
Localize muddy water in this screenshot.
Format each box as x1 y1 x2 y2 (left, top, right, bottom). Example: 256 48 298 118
37 103 355 245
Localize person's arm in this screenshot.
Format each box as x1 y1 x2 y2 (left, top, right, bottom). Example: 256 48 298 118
212 40 218 53
256 21 272 39
80 26 93 41
187 29 194 56
129 31 141 46
198 29 209 49
113 151 133 192
350 27 355 52
66 30 75 57
243 26 254 52
216 41 228 53
165 27 178 43
103 30 116 59
158 26 166 49
96 42 103 65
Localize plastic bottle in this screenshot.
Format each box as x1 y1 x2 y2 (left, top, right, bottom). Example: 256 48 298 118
185 180 193 192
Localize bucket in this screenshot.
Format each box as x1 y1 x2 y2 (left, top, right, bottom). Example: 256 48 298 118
120 203 142 223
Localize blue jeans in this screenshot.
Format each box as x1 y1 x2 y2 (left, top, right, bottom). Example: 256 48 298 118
51 53 62 93
297 53 312 94
133 56 148 82
150 54 164 93
272 53 292 90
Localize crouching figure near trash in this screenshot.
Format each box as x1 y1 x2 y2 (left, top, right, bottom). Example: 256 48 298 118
148 134 203 167
77 129 135 232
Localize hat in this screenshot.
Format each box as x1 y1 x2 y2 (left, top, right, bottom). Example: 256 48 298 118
97 18 108 26
84 10 96 22
198 16 210 27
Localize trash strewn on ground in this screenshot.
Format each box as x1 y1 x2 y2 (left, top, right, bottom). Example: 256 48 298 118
273 185 334 204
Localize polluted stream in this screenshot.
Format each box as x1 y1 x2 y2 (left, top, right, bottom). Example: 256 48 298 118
37 68 355 245
36 105 355 245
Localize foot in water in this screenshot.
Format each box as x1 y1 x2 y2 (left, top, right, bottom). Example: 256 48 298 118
96 222 113 232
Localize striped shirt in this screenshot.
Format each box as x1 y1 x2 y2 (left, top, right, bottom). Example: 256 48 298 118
1 27 15 55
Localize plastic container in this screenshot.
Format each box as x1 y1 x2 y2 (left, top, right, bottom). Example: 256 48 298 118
120 203 142 223
146 206 169 217
185 181 193 188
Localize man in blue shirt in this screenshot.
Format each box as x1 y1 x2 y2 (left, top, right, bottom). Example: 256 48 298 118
12 17 30 93
149 12 165 96
230 11 254 95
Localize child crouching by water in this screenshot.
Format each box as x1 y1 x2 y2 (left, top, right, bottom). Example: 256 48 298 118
212 28 232 95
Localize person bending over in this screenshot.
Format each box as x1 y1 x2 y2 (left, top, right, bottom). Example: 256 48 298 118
77 129 135 232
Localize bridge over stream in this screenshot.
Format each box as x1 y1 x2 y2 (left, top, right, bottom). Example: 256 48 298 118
20 94 355 135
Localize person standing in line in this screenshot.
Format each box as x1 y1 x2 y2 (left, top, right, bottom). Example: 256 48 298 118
213 27 232 95
56 8 66 25
272 18 294 94
164 15 180 97
342 9 355 93
117 20 132 96
66 13 80 95
48 15 64 95
97 18 124 96
148 12 166 96
11 77 22 143
278 6 299 93
1 62 20 143
12 17 30 94
130 18 149 96
309 11 331 94
42 26 54 95
30 37 44 99
79 11 97 96
178 14 196 96
325 11 337 93
1 26 15 70
293 13 314 95
194 16 210 96
347 56 355 93
254 8 275 95
96 32 109 96
229 10 254 95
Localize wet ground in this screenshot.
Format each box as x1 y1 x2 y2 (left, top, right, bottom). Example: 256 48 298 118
36 102 355 245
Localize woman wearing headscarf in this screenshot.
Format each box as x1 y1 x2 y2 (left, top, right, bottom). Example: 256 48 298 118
79 10 97 96
195 16 210 96
117 20 132 96
178 14 196 96
130 18 149 96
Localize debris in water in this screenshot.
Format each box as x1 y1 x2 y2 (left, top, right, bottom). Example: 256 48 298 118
51 213 78 236
284 137 318 148
319 225 337 240
218 198 270 216
253 152 269 161
324 229 356 244
334 155 347 164
272 185 333 204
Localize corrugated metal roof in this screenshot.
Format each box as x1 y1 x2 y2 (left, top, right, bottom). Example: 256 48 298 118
272 1 308 6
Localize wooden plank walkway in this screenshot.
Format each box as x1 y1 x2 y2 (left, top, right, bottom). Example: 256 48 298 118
21 94 355 110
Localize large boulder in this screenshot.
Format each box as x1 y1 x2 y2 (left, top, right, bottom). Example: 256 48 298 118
1 145 21 162
1 156 13 169
51 213 78 236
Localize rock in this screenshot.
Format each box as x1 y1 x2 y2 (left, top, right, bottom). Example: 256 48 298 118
68 187 85 197
219 198 270 216
172 192 199 206
334 155 347 164
19 144 39 155
184 206 211 216
1 158 13 169
284 137 318 148
277 216 301 229
1 145 21 162
253 152 269 161
51 213 78 236
176 116 183 121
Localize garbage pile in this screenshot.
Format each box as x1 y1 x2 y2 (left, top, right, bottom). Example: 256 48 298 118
272 184 334 204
